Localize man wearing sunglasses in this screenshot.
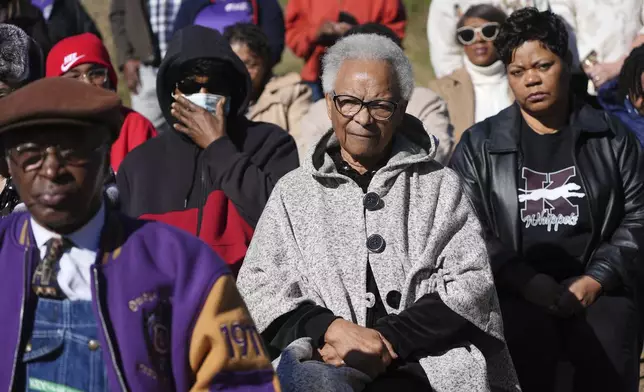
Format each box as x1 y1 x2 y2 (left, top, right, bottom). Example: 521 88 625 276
0 77 279 391
45 33 157 173
116 25 299 275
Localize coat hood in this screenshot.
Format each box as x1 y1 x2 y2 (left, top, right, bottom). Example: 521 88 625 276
304 114 439 182
157 25 252 128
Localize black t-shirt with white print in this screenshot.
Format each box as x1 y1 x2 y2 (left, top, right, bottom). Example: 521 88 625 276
518 119 592 281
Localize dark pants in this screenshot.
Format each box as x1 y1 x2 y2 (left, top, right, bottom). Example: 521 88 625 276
363 362 432 392
500 294 639 392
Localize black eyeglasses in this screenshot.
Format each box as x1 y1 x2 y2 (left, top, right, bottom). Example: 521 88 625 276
332 92 399 121
175 78 220 95
456 22 500 45
7 143 108 172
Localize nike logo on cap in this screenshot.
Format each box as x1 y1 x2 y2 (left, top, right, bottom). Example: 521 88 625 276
61 53 85 73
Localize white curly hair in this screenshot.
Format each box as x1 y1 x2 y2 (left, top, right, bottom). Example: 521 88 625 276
321 33 414 100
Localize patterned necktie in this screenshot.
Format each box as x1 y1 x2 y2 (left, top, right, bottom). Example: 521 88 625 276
32 237 73 299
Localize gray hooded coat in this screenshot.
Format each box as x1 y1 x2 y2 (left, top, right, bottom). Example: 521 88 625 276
237 115 520 391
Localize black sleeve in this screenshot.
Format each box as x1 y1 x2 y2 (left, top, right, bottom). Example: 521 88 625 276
73 0 102 39
115 164 133 217
585 116 644 291
202 129 299 227
261 303 338 360
448 130 535 293
374 292 504 361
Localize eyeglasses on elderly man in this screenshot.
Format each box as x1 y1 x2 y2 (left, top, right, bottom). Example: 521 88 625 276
237 33 520 392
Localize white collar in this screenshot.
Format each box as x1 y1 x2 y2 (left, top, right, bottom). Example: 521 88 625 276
31 203 106 251
464 56 506 82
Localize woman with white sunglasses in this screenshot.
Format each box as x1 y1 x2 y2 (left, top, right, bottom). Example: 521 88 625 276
429 4 513 146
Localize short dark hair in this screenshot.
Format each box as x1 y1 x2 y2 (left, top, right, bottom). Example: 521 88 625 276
456 4 507 29
344 23 403 48
223 23 271 67
494 7 568 66
619 44 644 100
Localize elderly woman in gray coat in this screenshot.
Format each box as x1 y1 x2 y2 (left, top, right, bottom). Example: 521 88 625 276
237 34 519 392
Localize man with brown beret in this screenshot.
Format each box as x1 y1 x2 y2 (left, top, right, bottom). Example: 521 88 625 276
0 78 279 391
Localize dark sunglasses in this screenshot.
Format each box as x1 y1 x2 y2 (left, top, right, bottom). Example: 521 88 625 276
175 78 219 95
456 22 500 45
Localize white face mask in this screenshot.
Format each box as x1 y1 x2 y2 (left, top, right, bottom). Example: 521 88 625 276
173 92 231 115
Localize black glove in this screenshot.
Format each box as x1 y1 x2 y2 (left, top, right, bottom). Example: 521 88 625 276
554 289 585 318
521 273 563 312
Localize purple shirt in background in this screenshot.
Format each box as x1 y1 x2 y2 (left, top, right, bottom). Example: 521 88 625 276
193 0 253 34
31 0 54 19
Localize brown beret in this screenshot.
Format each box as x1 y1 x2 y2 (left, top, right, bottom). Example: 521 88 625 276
0 77 123 139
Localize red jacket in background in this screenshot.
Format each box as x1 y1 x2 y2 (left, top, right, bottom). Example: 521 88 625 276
285 0 407 83
112 107 157 173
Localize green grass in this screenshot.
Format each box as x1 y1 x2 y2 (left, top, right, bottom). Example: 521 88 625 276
80 0 434 105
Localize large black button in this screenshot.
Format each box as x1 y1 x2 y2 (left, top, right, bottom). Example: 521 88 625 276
366 234 386 253
363 192 381 211
386 290 401 309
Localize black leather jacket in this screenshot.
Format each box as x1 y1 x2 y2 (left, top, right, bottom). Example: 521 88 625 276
449 102 644 295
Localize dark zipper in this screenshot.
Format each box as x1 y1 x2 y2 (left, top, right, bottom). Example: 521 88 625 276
8 248 29 390
195 168 207 237
92 266 128 391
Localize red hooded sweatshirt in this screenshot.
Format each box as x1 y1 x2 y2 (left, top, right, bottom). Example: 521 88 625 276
45 33 157 172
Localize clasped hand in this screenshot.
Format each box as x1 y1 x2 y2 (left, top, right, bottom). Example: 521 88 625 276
522 274 602 317
319 319 397 379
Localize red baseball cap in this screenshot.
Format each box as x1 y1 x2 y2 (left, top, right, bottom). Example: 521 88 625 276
46 33 118 88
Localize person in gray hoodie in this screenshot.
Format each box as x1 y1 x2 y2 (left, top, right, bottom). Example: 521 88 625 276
237 33 519 392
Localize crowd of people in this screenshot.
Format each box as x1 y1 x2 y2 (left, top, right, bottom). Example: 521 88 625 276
0 0 642 391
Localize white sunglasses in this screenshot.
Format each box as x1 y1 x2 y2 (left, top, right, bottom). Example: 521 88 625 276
456 22 501 45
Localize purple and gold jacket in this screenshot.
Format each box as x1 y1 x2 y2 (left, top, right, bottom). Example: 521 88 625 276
0 211 280 391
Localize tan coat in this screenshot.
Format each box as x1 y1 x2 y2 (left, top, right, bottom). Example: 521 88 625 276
428 68 476 145
295 86 454 164
247 73 312 135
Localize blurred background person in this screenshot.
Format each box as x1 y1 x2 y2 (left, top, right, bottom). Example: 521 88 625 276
173 0 285 66
0 0 50 53
0 23 43 216
285 0 406 101
598 44 644 145
428 0 549 79
45 33 157 173
298 23 452 164
109 0 183 135
31 0 101 45
429 4 511 146
450 8 644 392
225 23 311 137
550 0 644 98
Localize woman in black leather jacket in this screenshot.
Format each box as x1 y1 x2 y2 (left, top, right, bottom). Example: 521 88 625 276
450 8 644 392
